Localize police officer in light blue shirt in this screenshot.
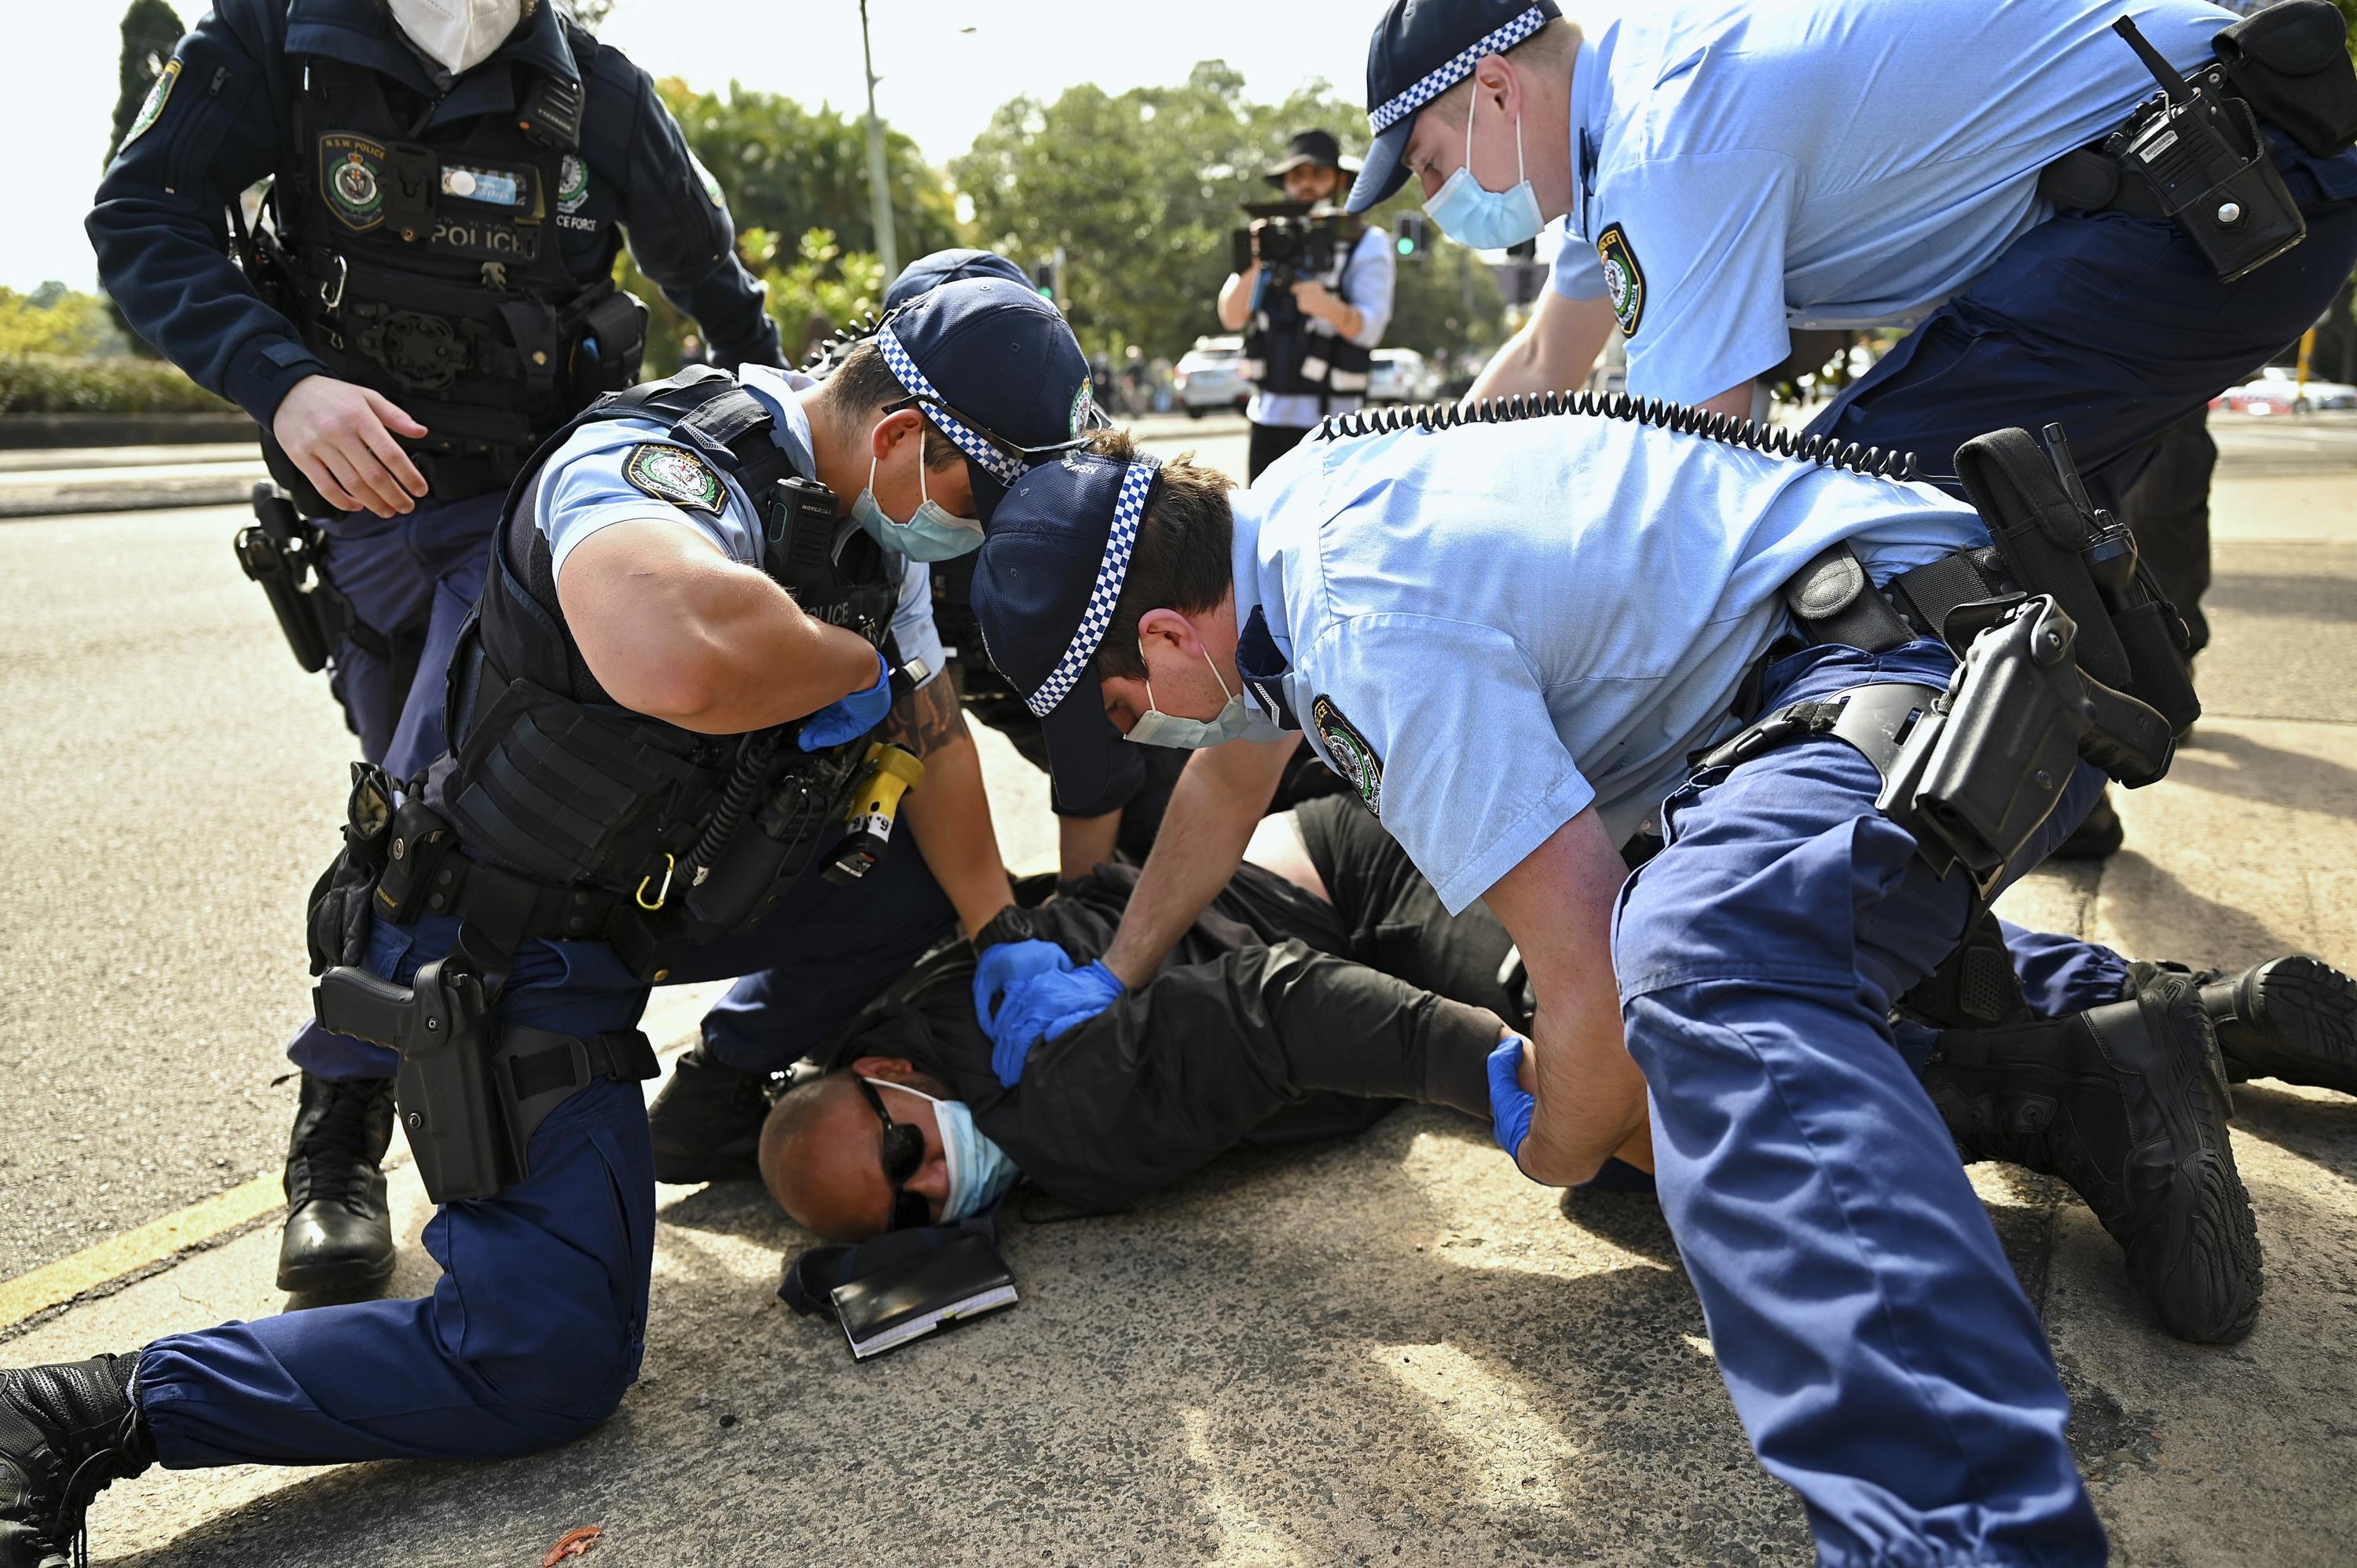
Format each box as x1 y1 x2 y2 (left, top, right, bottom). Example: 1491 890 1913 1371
957 405 2282 1565
1350 0 2357 858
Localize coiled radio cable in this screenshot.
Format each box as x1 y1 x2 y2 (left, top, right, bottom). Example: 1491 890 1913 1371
1317 388 1921 485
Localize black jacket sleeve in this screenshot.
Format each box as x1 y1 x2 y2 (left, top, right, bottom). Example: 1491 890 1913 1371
599 45 783 370
981 940 1504 1213
85 0 328 427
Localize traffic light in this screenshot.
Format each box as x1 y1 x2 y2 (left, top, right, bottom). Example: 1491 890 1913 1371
1394 213 1430 262
1032 259 1058 301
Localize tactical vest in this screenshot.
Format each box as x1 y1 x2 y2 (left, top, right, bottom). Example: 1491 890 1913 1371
417 368 904 979
1243 223 1372 405
270 50 646 498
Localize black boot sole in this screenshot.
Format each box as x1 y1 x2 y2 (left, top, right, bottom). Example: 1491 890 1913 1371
2211 956 2357 1099
2122 983 2264 1345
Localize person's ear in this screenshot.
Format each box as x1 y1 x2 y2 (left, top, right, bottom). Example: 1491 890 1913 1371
851 1056 922 1085
1478 53 1516 115
867 408 926 464
1135 606 1202 661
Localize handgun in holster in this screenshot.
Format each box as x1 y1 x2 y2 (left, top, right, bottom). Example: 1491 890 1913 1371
235 482 341 673
315 958 508 1203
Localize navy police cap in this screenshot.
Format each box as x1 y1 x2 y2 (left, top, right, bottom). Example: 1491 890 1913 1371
971 449 1162 804
1347 0 1563 214
874 274 1093 521
883 248 1033 313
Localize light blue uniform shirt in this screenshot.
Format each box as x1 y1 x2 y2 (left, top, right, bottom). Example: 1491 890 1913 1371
533 364 943 686
1233 416 1988 913
1248 225 1400 431
1546 0 2232 405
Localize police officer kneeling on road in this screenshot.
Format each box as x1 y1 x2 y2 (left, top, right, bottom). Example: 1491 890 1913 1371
86 0 787 1299
0 278 1094 1567
1217 130 1396 481
962 391 2340 1563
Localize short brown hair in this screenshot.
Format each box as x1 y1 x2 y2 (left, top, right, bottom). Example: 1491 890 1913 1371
1084 427 1238 683
820 339 963 471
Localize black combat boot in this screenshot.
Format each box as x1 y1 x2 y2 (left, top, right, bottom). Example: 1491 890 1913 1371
647 1044 774 1185
2049 789 2125 861
0 1354 152 1568
1921 973 2262 1343
277 1073 396 1295
2128 955 2357 1097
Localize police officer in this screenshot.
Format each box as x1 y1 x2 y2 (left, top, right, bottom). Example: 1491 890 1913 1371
1364 0 2357 852
956 398 2319 1563
645 246 1152 1179
87 0 786 1297
1219 130 1398 481
0 278 1096 1566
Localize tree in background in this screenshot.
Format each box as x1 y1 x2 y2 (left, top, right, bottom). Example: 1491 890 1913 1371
663 79 962 269
108 0 184 163
615 78 961 372
953 62 1504 364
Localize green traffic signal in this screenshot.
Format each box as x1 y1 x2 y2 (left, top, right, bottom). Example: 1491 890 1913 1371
1396 235 1415 257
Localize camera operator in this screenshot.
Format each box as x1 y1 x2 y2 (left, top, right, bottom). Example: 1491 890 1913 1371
1218 130 1397 480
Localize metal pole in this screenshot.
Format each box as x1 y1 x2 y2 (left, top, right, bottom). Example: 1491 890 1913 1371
859 0 899 281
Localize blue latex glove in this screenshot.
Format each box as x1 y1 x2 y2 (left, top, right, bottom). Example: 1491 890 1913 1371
797 648 893 752
972 939 1073 1035
986 961 1125 1087
1487 1033 1537 1172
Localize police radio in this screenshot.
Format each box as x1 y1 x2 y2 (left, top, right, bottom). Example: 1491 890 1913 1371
2107 15 2305 282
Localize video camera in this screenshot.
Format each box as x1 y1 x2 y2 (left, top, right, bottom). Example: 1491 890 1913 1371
1232 200 1349 288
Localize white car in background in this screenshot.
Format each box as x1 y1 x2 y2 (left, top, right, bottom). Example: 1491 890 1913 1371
2212 364 2357 414
1367 347 1436 405
1174 336 1251 416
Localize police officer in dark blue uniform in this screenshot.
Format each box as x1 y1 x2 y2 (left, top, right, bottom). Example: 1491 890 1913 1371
87 0 785 1296
0 278 1094 1568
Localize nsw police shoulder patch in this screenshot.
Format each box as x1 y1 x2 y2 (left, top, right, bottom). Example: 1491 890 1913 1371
121 58 181 152
1310 694 1382 816
623 443 727 515
1596 223 1645 339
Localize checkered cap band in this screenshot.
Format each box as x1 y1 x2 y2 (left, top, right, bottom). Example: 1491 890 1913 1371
1368 6 1549 134
874 324 1025 485
1025 456 1161 718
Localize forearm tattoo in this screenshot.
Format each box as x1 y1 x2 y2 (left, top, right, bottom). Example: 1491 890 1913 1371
885 676 970 758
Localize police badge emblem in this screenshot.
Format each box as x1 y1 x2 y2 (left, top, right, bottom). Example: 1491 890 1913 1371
1310 694 1382 816
120 58 181 152
1069 380 1094 438
1596 224 1645 339
319 134 389 232
623 444 728 515
558 155 590 214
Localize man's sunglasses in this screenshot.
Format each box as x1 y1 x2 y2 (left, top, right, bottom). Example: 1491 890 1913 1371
885 391 1109 467
857 1077 933 1231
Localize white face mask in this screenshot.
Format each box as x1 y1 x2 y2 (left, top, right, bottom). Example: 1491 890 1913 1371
387 0 526 77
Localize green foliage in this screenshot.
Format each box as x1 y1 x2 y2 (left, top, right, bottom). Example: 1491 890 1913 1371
0 354 230 415
658 79 964 268
619 227 886 373
0 287 126 357
109 0 184 164
951 62 1505 362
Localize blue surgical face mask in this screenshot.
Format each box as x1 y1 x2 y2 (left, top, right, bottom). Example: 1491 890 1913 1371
1424 84 1545 251
1128 642 1282 749
863 1078 1019 1222
852 423 984 562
